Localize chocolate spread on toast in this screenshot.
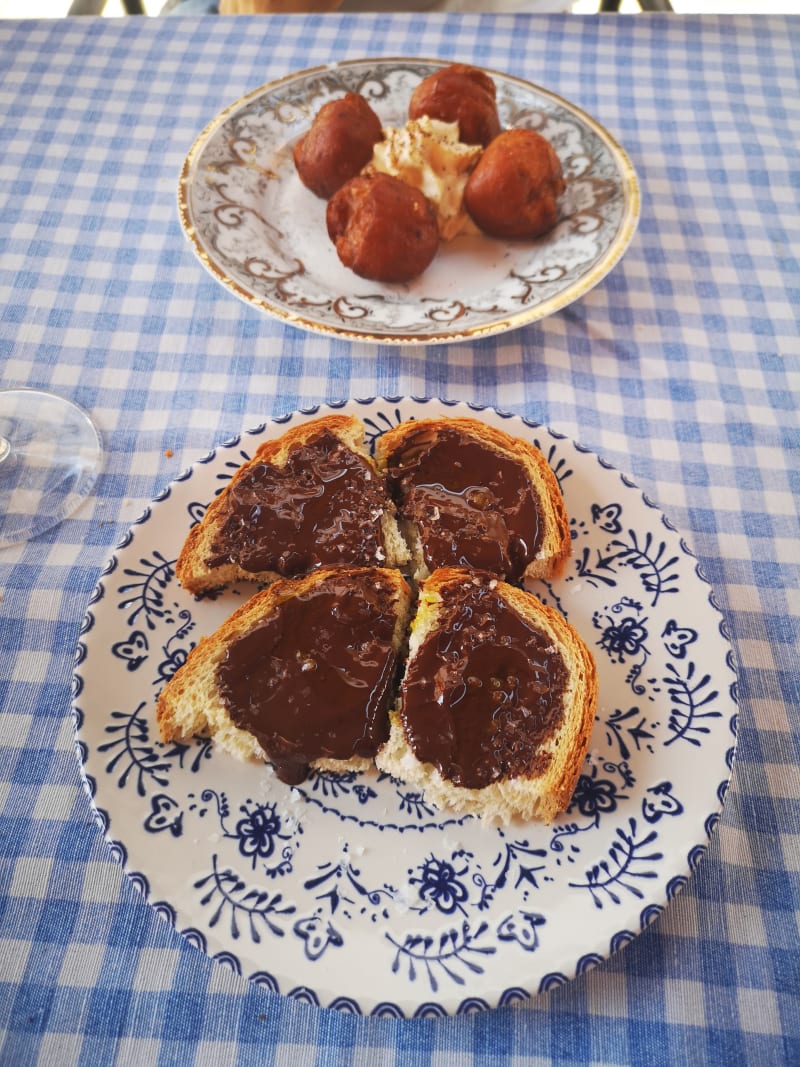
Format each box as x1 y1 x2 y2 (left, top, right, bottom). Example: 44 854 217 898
384 425 543 581
400 575 568 789
206 428 388 578
216 571 399 785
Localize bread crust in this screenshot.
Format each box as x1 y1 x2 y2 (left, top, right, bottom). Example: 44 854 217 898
375 567 597 824
375 416 571 583
176 414 408 595
157 566 413 776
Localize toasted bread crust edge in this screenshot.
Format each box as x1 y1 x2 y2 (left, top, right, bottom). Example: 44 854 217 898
375 567 597 825
374 416 571 582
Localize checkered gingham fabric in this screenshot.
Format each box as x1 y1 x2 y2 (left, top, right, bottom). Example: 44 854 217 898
0 13 798 1067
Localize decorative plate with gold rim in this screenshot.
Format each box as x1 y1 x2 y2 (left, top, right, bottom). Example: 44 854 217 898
73 399 737 1017
178 59 640 345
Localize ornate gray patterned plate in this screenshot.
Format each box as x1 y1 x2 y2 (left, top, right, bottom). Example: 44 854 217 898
178 59 640 345
73 399 737 1016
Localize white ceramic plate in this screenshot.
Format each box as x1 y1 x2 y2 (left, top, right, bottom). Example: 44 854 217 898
73 399 737 1016
178 59 640 345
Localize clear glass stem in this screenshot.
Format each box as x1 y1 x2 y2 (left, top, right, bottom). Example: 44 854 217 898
0 388 102 547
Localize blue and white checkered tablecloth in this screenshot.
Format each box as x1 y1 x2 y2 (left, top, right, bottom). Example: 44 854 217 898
0 11 798 1066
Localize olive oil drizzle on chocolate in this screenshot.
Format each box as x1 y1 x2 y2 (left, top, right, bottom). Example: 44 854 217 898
400 575 568 790
386 426 542 581
207 428 388 578
217 572 399 785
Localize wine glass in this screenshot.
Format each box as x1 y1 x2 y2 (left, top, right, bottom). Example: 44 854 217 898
0 388 102 548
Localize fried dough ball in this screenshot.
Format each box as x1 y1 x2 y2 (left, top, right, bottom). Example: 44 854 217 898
408 64 501 149
463 128 565 240
293 92 383 200
326 173 440 283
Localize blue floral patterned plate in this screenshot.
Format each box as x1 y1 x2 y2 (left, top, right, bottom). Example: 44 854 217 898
72 398 738 1017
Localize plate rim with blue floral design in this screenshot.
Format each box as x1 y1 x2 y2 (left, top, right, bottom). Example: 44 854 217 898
72 398 737 1016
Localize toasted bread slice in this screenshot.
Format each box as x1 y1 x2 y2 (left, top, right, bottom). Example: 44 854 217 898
177 414 409 595
157 566 413 784
375 417 570 584
375 567 596 824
